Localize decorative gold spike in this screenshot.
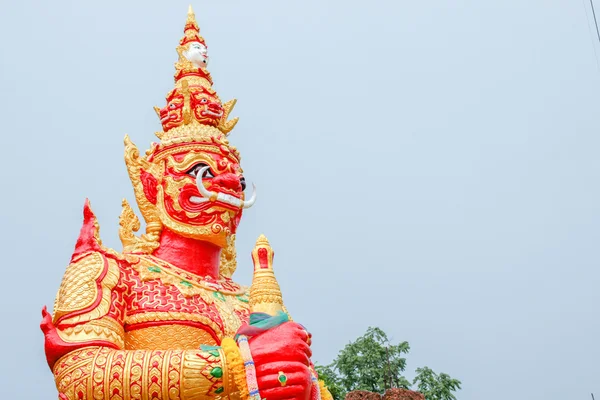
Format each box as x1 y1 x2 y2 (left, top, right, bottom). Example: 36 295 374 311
119 198 160 253
222 99 237 120
218 99 239 135
119 198 141 248
248 235 285 315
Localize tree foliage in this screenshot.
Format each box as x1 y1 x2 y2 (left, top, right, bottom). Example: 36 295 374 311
333 327 411 393
317 327 462 400
413 367 462 400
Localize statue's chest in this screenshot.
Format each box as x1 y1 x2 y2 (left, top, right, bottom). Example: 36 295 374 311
120 258 249 349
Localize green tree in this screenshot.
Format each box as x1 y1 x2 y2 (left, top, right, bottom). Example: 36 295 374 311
333 327 411 393
315 363 346 400
413 367 462 400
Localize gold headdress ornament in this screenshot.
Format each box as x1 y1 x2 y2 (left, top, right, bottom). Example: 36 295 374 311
150 5 239 153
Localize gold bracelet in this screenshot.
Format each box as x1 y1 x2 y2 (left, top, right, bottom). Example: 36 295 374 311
221 338 249 400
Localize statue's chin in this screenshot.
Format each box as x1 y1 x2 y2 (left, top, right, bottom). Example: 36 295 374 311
158 213 229 248
194 60 207 69
190 56 208 68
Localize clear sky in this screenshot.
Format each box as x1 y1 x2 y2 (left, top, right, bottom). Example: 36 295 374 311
0 0 599 399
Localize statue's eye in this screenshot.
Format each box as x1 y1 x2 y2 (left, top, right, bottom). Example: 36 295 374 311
201 99 208 103
188 163 214 178
169 104 176 109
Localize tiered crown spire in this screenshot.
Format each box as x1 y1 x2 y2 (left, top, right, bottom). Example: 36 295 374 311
152 5 239 150
180 5 206 47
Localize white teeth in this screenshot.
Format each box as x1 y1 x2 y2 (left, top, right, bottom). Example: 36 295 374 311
189 196 208 204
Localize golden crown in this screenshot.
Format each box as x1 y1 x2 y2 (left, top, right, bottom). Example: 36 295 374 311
152 5 239 149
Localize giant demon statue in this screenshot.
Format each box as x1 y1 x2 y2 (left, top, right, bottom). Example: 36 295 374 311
41 7 331 400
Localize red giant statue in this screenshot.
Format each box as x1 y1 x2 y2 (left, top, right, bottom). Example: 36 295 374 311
41 7 332 400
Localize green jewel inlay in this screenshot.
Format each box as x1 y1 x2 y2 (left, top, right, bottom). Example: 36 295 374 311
209 350 220 357
213 291 226 301
278 374 287 383
200 345 221 352
147 266 162 273
180 280 193 288
236 295 249 303
210 367 223 378
215 387 224 394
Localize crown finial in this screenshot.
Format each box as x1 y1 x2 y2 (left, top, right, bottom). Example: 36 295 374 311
184 4 199 38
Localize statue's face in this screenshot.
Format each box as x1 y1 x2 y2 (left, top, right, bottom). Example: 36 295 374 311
159 86 223 131
159 91 185 131
143 145 245 247
183 42 209 68
190 86 223 125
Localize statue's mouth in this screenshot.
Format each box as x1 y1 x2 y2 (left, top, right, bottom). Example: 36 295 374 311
161 113 177 123
201 105 223 118
192 166 256 209
189 192 242 208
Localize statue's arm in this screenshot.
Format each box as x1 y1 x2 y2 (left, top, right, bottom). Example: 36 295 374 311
51 346 234 400
41 251 237 400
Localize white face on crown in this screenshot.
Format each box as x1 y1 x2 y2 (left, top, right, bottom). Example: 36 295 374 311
183 42 209 68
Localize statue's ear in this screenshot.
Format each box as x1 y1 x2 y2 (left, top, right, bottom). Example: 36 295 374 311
140 169 158 205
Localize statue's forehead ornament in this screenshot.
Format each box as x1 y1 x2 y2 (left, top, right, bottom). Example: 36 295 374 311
147 141 242 165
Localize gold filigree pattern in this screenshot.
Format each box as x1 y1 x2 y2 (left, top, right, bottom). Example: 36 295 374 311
219 234 237 278
54 346 229 400
124 311 223 339
133 255 249 338
167 150 236 175
125 324 217 350
54 253 120 325
136 255 246 296
181 349 232 400
58 257 121 325
123 135 163 251
119 199 160 253
57 317 125 348
53 252 105 321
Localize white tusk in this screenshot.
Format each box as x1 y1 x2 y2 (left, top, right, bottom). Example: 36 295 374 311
189 196 209 204
195 166 218 200
242 184 257 209
217 192 242 208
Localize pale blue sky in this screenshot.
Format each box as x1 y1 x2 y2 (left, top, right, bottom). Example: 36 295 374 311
0 1 599 399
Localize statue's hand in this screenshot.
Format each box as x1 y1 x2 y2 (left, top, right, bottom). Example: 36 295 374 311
249 321 313 400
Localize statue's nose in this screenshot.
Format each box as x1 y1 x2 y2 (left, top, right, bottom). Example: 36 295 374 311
212 173 242 192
